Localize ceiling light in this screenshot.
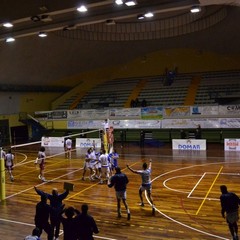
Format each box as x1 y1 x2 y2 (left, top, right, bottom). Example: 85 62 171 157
190 5 201 13
115 0 124 5
77 5 88 12
31 15 41 22
3 22 13 28
5 37 15 43
144 12 154 18
125 0 137 7
106 19 116 25
38 32 47 37
137 14 145 20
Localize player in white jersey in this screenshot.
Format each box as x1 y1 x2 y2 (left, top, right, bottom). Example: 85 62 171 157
35 146 47 182
65 138 72 159
99 149 109 184
5 149 14 182
127 159 155 215
82 148 95 181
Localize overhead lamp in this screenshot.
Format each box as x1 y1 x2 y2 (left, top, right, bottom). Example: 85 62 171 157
106 19 116 25
115 0 124 5
77 5 88 12
144 12 154 18
3 22 13 28
125 0 137 6
137 14 145 20
31 15 41 22
190 5 201 13
38 31 47 37
5 37 15 43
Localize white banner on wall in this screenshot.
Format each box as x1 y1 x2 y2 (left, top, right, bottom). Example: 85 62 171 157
172 139 207 150
68 120 161 129
76 138 101 148
41 137 65 147
162 118 220 129
190 106 219 116
219 105 240 115
67 109 109 120
224 139 240 151
109 108 141 119
219 119 240 128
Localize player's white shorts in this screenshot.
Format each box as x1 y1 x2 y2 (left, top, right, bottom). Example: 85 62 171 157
116 190 127 200
140 183 152 194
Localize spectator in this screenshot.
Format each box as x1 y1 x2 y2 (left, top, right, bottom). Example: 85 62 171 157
77 204 99 240
141 99 147 107
140 131 145 148
108 167 131 220
180 129 187 139
34 194 53 240
35 187 69 240
60 207 80 240
24 227 41 240
195 124 202 139
220 185 240 240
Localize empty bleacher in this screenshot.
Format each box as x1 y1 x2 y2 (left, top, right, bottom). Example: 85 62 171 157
138 74 192 106
194 70 240 105
77 78 140 109
54 70 240 110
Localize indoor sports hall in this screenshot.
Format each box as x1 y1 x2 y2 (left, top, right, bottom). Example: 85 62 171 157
0 1 240 240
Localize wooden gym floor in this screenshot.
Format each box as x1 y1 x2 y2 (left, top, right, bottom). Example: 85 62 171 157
0 142 239 240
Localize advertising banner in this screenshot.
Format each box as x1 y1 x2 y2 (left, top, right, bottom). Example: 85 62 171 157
41 137 65 147
141 107 163 119
190 106 219 116
163 106 190 117
219 105 240 115
67 109 109 120
76 138 101 148
224 139 240 151
172 139 207 150
109 108 141 119
68 119 161 129
220 119 240 128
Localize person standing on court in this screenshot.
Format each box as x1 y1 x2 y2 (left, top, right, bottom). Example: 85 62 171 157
34 187 69 240
35 146 47 182
4 149 14 182
127 159 155 215
220 185 240 240
65 137 72 159
34 194 53 240
108 167 131 220
76 204 99 240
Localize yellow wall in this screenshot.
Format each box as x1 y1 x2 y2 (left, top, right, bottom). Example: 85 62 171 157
20 92 62 113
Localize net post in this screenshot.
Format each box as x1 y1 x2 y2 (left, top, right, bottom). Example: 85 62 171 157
0 147 6 201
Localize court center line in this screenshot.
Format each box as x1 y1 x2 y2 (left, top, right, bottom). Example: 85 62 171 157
187 172 206 198
195 166 223 215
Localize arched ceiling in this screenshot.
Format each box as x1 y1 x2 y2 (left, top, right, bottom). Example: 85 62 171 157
0 0 239 87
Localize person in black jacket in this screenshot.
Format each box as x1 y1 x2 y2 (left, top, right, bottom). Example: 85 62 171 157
76 204 99 240
108 167 130 220
34 194 53 240
35 187 69 240
60 207 80 240
220 185 240 240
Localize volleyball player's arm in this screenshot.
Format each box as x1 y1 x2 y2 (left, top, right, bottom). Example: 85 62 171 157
149 159 152 170
126 165 137 174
